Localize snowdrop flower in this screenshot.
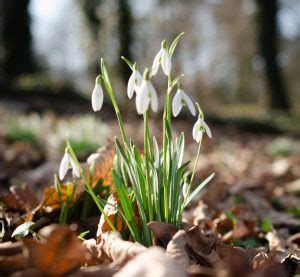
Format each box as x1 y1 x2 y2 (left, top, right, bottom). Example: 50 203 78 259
136 69 158 114
172 88 196 117
91 75 104 112
192 104 212 143
127 63 143 99
152 40 171 76
59 150 81 180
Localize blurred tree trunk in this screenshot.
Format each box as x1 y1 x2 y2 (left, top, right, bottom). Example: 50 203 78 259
256 0 290 112
1 0 35 81
79 0 102 75
118 0 133 83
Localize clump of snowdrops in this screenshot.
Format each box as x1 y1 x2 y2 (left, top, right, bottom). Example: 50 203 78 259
58 33 214 246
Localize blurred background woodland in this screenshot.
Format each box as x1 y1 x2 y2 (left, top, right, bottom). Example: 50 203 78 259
0 0 300 186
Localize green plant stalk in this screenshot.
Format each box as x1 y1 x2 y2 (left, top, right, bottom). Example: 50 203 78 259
66 141 116 231
143 111 153 221
182 140 202 209
162 74 172 222
100 61 128 147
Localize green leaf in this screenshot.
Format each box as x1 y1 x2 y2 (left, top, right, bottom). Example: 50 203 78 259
12 221 35 238
169 32 184 57
176 133 185 167
121 56 134 70
78 230 90 240
261 217 273 232
183 173 215 208
112 170 141 242
100 58 113 90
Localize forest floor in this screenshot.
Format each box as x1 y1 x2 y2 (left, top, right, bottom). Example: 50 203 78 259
0 107 299 276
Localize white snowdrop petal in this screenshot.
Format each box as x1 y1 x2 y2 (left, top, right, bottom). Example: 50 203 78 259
151 49 162 76
127 71 136 99
92 84 104 112
192 119 201 141
183 92 196 116
202 120 212 138
70 157 81 178
136 80 150 114
196 130 203 143
150 83 158 112
172 90 183 117
136 71 143 85
59 152 70 180
161 49 171 76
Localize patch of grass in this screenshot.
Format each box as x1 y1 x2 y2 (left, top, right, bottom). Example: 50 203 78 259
65 138 98 158
6 128 38 143
261 217 273 232
234 237 267 249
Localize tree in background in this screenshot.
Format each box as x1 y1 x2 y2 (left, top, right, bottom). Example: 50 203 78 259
118 0 133 83
256 0 290 112
79 0 102 75
0 0 36 82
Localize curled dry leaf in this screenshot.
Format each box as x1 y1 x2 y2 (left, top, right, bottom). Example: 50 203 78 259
86 144 115 189
0 184 39 213
39 182 81 213
0 241 23 256
75 264 120 277
266 231 286 252
148 221 179 247
22 225 91 275
184 226 224 267
97 192 123 238
99 231 146 265
114 247 187 277
166 230 190 267
82 238 102 263
0 254 27 275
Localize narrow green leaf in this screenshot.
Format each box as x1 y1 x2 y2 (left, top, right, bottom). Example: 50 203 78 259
183 173 215 208
121 56 133 70
169 32 185 57
100 58 113 90
176 133 185 167
78 230 90 240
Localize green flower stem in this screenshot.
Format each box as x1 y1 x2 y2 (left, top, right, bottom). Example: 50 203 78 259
144 111 153 221
162 74 172 222
66 141 116 231
182 140 202 210
104 83 128 147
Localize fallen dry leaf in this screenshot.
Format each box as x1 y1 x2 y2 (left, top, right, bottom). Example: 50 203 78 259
97 192 123 238
114 247 187 277
99 231 146 265
86 144 115 189
22 225 91 275
166 230 190 267
0 184 39 213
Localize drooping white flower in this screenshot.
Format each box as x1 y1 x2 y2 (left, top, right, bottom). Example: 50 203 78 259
172 88 196 117
59 152 70 180
91 76 104 112
192 118 212 143
127 66 142 99
136 76 158 114
151 40 172 76
70 157 81 178
59 151 81 180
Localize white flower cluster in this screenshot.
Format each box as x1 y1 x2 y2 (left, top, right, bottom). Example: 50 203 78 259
91 37 212 143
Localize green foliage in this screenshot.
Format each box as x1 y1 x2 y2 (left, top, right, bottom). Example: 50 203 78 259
67 138 98 158
6 128 38 143
261 217 273 232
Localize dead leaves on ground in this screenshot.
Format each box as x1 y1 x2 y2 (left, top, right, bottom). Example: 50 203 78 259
0 225 92 275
